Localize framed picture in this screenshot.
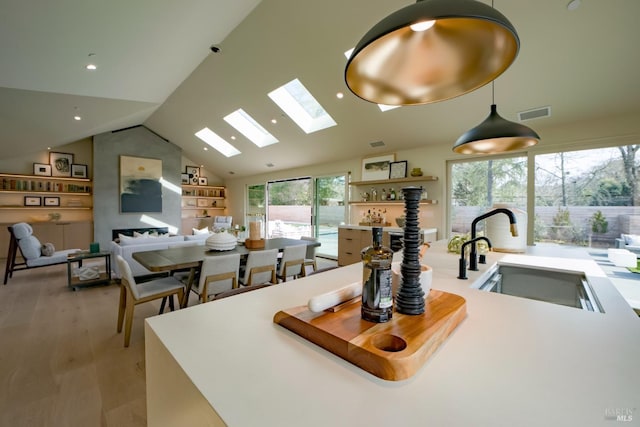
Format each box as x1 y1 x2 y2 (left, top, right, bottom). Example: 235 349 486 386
120 155 163 213
389 161 408 179
71 164 88 179
185 199 197 207
44 196 60 207
185 166 200 184
197 198 210 207
361 154 396 181
198 177 208 186
33 163 51 176
181 173 189 185
24 196 41 206
49 152 74 177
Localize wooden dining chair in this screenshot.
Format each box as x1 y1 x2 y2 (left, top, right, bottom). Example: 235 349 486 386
116 255 185 347
277 244 307 282
239 249 278 286
190 253 240 303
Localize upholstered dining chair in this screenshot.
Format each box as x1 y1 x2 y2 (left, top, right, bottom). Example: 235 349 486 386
190 253 241 303
239 248 278 286
116 255 184 347
300 236 318 273
277 244 307 282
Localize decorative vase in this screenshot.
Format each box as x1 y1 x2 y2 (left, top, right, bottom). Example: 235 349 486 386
410 168 423 177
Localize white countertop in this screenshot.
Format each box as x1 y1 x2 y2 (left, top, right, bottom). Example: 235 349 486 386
145 241 640 427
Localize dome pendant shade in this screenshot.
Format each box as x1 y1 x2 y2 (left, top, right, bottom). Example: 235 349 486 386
453 104 540 154
345 0 520 106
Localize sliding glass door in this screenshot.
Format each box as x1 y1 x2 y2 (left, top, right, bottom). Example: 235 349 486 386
313 174 346 259
245 173 347 259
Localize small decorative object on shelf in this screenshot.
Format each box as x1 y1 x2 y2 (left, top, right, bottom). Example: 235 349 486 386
410 167 423 177
395 186 425 315
360 227 394 323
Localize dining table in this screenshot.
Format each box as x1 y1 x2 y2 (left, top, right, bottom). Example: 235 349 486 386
132 237 320 308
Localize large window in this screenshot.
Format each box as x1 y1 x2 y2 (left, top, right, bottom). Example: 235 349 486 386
450 156 527 235
448 144 639 249
534 145 639 247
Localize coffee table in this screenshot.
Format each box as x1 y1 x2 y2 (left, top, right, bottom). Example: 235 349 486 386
66 250 112 291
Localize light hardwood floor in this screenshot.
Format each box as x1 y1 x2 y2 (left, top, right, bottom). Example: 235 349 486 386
0 262 180 427
0 257 338 426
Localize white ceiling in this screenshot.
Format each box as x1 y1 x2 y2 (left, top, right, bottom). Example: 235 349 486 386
2 0 640 178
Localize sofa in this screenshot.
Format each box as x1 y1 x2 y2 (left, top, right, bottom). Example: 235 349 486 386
615 233 640 257
110 227 212 278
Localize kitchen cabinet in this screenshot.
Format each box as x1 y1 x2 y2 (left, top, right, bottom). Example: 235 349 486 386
338 227 390 266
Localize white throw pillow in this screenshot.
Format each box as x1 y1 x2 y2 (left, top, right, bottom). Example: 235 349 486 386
627 234 640 246
133 231 149 238
192 227 210 235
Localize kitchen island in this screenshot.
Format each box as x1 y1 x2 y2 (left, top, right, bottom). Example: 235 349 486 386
145 241 640 426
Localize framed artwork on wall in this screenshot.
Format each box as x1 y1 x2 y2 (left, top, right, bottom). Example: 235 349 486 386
44 196 60 207
185 166 200 185
120 155 163 213
181 173 189 185
198 177 208 186
49 152 74 177
33 163 51 176
197 198 210 207
389 161 407 179
361 154 395 181
24 196 41 206
71 164 88 179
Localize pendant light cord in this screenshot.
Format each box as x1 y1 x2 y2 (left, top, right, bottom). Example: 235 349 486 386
491 0 495 105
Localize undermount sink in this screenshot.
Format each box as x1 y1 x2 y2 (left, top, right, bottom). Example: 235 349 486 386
472 264 603 313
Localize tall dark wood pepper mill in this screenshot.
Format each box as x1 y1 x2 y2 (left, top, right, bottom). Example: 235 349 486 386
395 186 425 315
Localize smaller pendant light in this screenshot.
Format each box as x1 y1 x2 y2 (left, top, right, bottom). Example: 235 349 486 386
452 81 539 154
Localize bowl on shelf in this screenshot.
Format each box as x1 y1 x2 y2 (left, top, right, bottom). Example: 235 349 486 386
395 216 406 228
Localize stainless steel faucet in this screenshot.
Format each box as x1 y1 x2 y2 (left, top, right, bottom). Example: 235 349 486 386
469 208 518 271
458 237 492 280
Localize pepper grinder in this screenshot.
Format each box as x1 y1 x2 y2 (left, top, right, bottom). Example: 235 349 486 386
395 186 425 315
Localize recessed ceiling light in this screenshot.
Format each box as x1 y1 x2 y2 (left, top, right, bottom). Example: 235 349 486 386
231 135 236 140
203 147 208 151
336 92 344 99
271 119 277 124
195 127 241 157
86 64 97 70
73 115 82 121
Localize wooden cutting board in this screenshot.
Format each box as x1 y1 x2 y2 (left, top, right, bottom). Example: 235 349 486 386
273 290 466 381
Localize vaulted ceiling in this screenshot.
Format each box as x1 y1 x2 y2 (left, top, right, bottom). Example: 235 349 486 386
2 0 639 178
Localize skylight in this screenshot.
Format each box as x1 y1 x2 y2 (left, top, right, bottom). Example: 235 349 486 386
268 78 336 134
195 128 241 157
224 109 278 147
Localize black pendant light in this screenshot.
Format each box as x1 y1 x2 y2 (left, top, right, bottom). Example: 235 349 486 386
345 0 520 106
452 82 540 154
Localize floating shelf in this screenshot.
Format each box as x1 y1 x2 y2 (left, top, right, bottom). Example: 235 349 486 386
349 200 438 206
349 176 438 186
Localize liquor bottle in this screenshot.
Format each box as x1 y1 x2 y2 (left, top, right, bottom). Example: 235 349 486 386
361 227 394 323
390 187 396 200
381 188 386 201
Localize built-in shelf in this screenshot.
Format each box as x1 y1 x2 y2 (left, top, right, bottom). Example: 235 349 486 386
349 200 438 206
0 206 91 210
349 176 438 186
